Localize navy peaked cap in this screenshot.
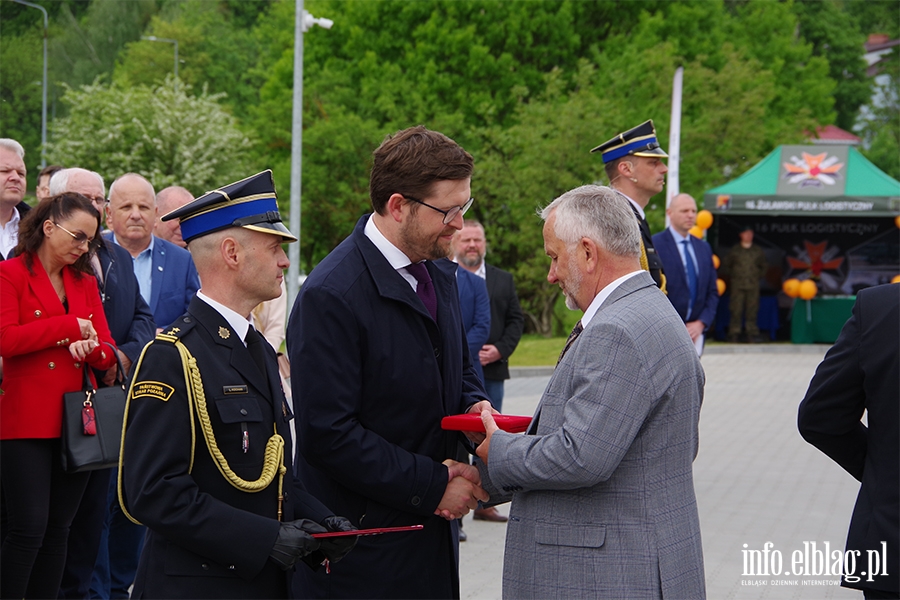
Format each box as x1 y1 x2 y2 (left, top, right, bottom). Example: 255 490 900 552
161 170 296 244
591 120 668 163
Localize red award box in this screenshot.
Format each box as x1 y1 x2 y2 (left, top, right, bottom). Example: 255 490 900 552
441 414 532 434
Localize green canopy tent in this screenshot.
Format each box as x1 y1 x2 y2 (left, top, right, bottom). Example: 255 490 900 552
704 144 899 217
702 145 900 342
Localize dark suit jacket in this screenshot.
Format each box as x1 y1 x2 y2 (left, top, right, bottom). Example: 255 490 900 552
457 266 490 383
122 297 333 599
0 253 117 439
652 228 719 327
288 215 488 599
96 239 155 362
798 283 899 594
482 264 524 382
104 234 199 329
0 201 31 261
149 236 200 328
624 201 665 289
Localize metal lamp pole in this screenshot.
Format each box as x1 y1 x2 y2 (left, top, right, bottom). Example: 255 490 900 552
142 36 179 89
287 1 333 307
12 0 48 168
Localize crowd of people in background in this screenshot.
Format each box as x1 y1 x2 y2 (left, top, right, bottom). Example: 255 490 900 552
1 120 895 600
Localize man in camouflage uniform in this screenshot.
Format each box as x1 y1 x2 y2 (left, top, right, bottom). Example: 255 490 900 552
721 226 768 343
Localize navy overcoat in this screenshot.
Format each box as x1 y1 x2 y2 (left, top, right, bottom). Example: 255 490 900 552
288 215 488 599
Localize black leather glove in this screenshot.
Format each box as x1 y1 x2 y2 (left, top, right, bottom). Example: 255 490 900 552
317 515 358 564
269 519 326 570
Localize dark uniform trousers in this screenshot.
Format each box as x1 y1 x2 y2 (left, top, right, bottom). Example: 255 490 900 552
121 297 332 599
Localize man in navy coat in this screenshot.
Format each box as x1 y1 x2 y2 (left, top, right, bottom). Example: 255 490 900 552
798 283 899 598
652 193 718 355
288 126 494 599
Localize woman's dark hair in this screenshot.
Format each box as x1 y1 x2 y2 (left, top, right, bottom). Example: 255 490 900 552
15 192 102 276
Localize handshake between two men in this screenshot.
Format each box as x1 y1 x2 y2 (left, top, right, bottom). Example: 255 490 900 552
434 399 495 521
272 399 499 571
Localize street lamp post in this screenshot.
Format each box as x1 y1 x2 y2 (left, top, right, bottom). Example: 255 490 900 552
142 35 179 88
12 0 48 169
287 1 333 308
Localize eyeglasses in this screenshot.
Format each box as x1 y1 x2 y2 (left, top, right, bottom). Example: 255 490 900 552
54 222 94 247
404 195 474 225
86 195 108 206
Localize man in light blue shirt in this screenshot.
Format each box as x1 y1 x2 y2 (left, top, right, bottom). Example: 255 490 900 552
106 173 200 329
652 193 719 355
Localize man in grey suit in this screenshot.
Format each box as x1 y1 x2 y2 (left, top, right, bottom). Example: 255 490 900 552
475 185 706 599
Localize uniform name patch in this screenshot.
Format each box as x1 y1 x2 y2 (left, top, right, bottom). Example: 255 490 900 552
223 385 249 395
132 381 175 402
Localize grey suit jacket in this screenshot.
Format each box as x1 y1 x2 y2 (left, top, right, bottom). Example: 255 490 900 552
479 271 706 599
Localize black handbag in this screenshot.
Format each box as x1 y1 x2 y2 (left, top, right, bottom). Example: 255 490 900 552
61 342 127 473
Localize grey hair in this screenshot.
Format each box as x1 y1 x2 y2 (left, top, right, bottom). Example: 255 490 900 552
0 138 25 158
49 168 106 197
539 185 641 259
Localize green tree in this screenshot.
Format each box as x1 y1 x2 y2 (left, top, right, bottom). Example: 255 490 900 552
49 0 157 91
471 33 807 335
0 27 45 186
794 0 871 131
858 52 899 179
45 76 253 194
854 0 900 38
243 0 848 333
114 1 273 122
294 110 384 268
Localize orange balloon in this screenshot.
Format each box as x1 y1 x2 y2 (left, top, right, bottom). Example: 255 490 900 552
688 226 703 239
712 254 720 270
696 210 713 230
782 278 801 298
891 274 900 284
798 279 817 300
716 278 726 296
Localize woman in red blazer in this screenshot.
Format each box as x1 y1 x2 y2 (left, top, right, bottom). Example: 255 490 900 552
0 192 117 599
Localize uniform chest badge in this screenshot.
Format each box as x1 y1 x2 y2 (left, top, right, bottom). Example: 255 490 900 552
132 381 175 402
218 326 231 339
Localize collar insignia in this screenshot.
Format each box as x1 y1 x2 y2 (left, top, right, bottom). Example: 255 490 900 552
218 326 231 339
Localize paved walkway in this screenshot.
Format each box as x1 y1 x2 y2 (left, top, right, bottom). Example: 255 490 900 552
460 345 862 599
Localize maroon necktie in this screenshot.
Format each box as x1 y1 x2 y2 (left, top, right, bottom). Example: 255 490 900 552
406 262 438 321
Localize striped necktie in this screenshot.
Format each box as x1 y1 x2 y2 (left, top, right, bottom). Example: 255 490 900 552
557 321 584 365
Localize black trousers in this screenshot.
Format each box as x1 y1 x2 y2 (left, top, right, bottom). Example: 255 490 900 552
0 438 89 600
59 468 112 599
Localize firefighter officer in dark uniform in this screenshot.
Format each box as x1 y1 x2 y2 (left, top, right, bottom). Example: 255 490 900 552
119 170 356 599
592 120 669 291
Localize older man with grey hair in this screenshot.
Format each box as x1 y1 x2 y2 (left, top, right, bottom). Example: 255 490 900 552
476 184 706 600
0 138 29 261
48 167 107 209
